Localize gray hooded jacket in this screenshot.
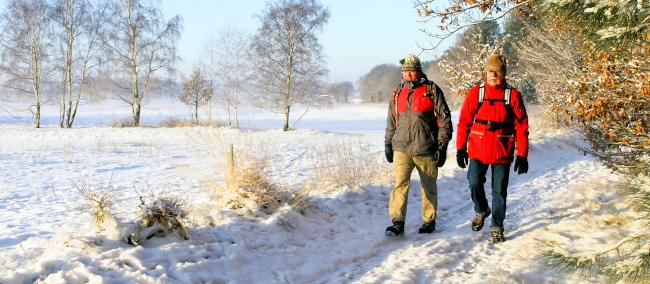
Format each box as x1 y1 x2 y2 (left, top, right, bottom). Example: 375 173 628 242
385 76 453 157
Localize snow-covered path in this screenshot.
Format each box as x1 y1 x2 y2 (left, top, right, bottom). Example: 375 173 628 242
0 104 625 283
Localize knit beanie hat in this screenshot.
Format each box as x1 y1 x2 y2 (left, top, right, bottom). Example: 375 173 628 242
400 54 422 72
485 54 507 74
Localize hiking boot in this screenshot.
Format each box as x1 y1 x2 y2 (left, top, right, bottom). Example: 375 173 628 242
491 230 505 243
385 221 405 237
471 208 491 231
418 220 436 234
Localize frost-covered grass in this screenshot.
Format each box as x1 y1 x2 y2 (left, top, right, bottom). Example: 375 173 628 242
0 100 638 283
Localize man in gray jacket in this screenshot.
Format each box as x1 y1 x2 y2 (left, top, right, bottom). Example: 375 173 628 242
384 54 453 237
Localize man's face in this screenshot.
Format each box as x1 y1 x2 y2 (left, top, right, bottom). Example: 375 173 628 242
486 69 505 87
402 70 420 81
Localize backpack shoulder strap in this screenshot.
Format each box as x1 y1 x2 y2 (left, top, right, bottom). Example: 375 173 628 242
391 82 404 126
475 82 514 116
474 82 485 116
426 81 442 118
424 80 437 99
504 83 511 107
504 83 515 120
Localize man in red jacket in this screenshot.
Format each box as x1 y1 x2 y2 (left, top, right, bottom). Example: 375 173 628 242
456 54 529 243
384 54 453 237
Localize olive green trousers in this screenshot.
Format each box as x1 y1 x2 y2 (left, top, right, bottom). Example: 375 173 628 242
389 151 438 223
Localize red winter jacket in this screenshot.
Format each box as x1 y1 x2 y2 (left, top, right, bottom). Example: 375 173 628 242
456 82 529 164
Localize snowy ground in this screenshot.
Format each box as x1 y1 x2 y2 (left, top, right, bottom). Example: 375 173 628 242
0 100 632 283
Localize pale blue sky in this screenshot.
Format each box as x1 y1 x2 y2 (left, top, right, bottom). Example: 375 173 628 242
0 0 451 83
161 1 451 83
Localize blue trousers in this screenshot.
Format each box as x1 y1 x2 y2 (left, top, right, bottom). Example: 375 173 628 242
467 159 510 231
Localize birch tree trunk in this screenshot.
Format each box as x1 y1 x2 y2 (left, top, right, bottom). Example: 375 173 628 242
62 0 74 128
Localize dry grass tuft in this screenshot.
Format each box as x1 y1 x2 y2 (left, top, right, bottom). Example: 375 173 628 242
160 117 195 128
310 139 393 191
109 118 138 128
203 140 314 215
226 161 284 212
286 185 314 213
159 117 220 128
222 147 288 213
187 131 314 216
77 183 115 234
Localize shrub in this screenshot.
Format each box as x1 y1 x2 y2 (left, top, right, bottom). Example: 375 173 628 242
127 195 190 246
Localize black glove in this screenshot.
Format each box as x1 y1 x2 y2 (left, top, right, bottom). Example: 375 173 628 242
456 149 468 168
385 142 393 163
514 156 528 174
437 143 448 167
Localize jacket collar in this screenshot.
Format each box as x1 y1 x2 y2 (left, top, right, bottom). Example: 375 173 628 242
484 81 507 90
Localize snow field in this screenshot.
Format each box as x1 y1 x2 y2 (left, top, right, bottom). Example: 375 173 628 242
0 104 635 283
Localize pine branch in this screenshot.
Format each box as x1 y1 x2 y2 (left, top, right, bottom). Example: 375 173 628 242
542 176 650 282
629 177 650 228
543 241 603 279
602 244 650 282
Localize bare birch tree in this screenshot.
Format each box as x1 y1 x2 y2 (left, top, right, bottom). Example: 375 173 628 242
202 26 251 128
53 0 107 128
0 0 54 128
101 0 181 126
250 0 329 131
